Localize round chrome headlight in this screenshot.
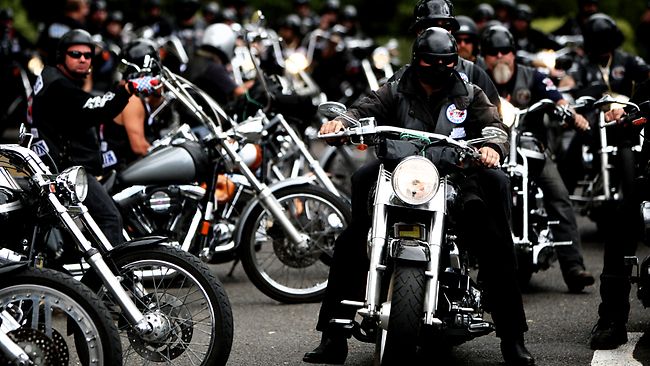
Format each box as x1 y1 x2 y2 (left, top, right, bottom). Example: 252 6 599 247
391 156 439 205
56 166 88 202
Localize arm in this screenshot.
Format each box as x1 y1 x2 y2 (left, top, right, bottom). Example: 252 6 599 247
468 85 509 167
120 95 151 156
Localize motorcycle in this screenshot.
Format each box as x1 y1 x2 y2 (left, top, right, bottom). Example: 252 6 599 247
0 260 122 365
317 101 508 364
0 136 234 365
109 56 351 304
499 97 587 285
568 93 644 232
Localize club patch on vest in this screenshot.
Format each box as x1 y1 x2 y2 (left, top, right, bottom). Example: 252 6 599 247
458 72 469 82
446 104 467 124
611 66 625 80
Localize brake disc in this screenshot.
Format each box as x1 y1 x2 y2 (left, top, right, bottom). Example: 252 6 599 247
3 327 69 366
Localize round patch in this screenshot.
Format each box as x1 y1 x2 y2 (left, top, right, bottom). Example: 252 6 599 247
514 88 532 106
611 66 625 80
446 104 467 124
458 72 469 83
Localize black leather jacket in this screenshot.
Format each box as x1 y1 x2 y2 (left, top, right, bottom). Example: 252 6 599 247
338 65 509 160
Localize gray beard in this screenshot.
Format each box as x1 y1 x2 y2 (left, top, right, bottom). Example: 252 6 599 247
493 62 513 84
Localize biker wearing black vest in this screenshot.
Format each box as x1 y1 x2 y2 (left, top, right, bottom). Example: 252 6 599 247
481 25 595 294
304 27 534 366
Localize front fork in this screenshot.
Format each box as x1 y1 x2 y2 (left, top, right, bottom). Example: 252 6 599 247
48 194 153 336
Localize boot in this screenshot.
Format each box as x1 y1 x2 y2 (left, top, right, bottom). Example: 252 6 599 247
564 268 595 293
303 331 348 364
500 335 535 366
589 319 627 350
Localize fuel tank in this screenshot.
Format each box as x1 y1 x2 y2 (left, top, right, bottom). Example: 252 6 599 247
118 141 209 185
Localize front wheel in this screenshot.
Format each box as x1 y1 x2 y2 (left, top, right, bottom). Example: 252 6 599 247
375 265 425 366
239 184 351 303
85 245 233 366
0 266 122 366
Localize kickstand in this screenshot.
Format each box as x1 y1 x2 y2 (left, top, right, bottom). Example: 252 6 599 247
227 258 240 277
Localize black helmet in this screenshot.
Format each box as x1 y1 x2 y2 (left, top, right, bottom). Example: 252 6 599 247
56 29 96 64
0 8 14 22
106 10 124 24
412 26 458 65
454 15 478 38
341 5 358 21
582 13 623 55
121 38 160 78
514 4 532 22
279 14 302 33
495 0 517 11
321 0 340 14
203 2 220 16
473 3 494 22
480 25 515 55
90 0 107 13
410 0 460 33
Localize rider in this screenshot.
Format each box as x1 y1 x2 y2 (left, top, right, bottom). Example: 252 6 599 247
480 25 595 293
401 0 501 109
566 13 650 350
27 29 158 245
452 15 486 70
304 27 535 366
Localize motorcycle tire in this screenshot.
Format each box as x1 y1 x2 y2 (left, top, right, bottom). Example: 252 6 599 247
375 265 425 365
239 184 351 303
83 245 233 366
0 266 122 366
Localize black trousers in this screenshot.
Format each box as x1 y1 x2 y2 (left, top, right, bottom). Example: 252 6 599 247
598 147 641 324
316 161 528 338
85 175 124 246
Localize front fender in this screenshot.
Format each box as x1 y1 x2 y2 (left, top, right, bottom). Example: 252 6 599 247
107 236 168 259
232 177 316 249
390 239 430 263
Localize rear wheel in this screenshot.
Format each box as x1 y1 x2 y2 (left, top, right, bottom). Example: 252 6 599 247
375 265 425 366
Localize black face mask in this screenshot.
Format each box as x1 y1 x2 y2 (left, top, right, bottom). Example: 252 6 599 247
414 63 453 87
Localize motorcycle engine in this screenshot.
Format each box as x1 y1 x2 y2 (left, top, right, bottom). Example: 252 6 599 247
146 187 183 215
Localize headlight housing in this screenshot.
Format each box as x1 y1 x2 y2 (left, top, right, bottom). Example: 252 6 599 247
392 156 439 205
372 47 390 70
56 166 88 202
285 52 309 74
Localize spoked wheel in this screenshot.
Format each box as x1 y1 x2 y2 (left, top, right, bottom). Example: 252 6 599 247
84 245 233 365
239 184 351 303
375 265 425 366
0 266 121 366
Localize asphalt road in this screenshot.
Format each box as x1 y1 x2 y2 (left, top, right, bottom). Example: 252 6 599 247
210 215 650 366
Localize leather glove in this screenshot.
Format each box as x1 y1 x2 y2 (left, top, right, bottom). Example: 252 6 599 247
127 75 160 96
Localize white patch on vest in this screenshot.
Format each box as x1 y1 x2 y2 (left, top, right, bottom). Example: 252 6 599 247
102 150 117 168
33 75 43 95
542 77 557 91
451 127 466 139
83 92 116 109
611 66 626 80
458 72 469 82
30 128 39 138
31 140 49 157
446 104 467 124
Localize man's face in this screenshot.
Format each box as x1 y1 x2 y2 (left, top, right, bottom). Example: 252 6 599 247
484 48 515 84
64 44 93 76
454 35 474 60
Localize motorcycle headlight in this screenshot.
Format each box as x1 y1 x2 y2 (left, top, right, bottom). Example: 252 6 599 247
285 52 309 75
392 156 439 205
56 166 88 202
372 47 390 70
499 97 516 128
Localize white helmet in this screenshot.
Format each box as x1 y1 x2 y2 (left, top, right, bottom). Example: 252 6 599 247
201 23 236 61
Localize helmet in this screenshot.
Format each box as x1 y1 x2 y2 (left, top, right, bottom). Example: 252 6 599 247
582 13 623 55
495 0 517 11
473 3 494 22
321 0 340 14
0 8 14 22
176 0 201 21
279 14 302 33
121 38 160 78
454 15 478 38
56 29 96 64
410 0 460 33
90 0 107 13
106 10 124 24
341 5 358 21
203 2 220 16
480 25 515 55
412 26 458 65
514 4 532 22
201 23 236 61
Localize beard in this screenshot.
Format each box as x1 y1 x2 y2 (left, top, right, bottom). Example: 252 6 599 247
492 62 513 84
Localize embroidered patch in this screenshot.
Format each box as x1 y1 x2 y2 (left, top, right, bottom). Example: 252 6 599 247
33 75 43 95
446 104 467 124
31 140 49 157
515 88 531 106
458 72 469 83
451 127 466 139
102 150 117 168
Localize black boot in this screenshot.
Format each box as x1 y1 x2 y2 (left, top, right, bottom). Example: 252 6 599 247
303 331 348 364
564 268 595 293
500 335 535 366
589 319 627 350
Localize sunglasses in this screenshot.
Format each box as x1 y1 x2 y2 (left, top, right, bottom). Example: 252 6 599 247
67 51 93 60
417 53 458 66
485 47 514 57
455 37 474 45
